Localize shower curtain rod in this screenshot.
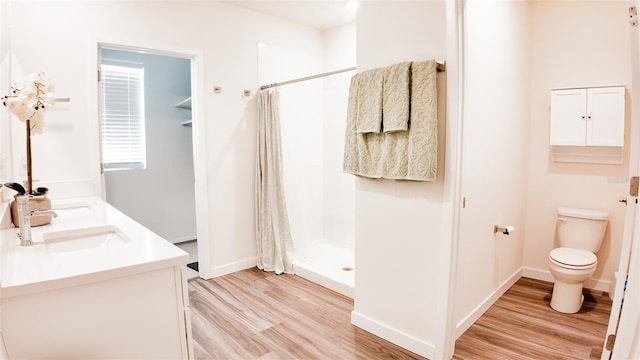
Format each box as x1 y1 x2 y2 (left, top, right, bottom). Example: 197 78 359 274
259 61 446 91
260 67 356 90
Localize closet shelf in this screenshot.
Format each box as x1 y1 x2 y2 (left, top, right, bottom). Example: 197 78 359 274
176 96 192 127
175 97 192 110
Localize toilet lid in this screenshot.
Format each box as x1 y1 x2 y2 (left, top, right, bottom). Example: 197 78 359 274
550 247 597 266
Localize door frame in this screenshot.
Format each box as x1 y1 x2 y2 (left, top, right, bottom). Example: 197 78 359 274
435 0 465 358
602 2 640 357
88 36 212 279
603 193 638 359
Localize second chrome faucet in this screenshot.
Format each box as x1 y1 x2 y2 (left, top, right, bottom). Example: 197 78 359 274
15 195 58 246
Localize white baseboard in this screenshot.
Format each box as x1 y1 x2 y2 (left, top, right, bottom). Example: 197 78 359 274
521 267 554 283
521 266 612 293
455 268 522 339
205 257 256 278
351 311 435 359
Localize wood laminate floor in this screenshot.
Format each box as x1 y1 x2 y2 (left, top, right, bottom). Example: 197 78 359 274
454 277 612 360
189 270 612 360
189 267 423 359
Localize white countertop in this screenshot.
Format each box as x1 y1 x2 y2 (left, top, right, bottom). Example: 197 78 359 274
1 197 189 298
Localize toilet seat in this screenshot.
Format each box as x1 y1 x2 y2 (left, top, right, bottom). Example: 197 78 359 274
549 247 597 269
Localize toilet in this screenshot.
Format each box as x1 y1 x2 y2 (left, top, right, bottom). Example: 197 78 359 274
548 207 608 313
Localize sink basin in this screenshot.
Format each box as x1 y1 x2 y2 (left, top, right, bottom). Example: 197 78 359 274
44 225 130 253
51 202 91 211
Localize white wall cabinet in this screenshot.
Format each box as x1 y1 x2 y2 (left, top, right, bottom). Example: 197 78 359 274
550 86 625 147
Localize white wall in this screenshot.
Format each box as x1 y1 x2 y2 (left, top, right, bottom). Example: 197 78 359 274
101 49 196 244
0 3 10 336
524 1 631 291
0 0 9 188
322 23 355 248
6 1 324 277
353 2 447 357
454 0 530 335
0 0 11 224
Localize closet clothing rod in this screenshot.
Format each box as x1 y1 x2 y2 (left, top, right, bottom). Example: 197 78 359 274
260 67 356 90
259 61 446 91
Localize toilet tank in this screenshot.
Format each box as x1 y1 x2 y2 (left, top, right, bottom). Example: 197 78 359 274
557 207 609 253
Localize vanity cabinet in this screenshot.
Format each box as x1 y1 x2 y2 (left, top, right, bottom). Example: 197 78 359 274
550 86 625 146
0 197 193 359
2 265 193 359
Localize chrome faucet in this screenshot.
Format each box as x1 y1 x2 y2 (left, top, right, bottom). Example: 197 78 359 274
15 195 58 246
16 196 33 246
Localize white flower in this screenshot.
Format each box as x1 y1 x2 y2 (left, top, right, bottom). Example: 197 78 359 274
3 72 55 134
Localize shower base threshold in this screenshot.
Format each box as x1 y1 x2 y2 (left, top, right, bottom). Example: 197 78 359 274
294 262 354 299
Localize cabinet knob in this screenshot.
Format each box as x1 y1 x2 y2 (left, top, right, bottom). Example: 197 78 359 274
581 115 586 119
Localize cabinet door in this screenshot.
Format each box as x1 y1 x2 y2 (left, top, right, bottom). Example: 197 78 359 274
550 88 587 145
586 86 625 146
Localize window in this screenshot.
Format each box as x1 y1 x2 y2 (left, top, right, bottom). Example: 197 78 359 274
100 61 146 170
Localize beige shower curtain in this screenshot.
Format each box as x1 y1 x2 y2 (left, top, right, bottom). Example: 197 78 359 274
255 89 294 274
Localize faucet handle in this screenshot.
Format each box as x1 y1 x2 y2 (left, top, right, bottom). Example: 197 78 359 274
32 209 58 218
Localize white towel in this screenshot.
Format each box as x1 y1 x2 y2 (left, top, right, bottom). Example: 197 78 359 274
355 68 384 134
382 62 411 133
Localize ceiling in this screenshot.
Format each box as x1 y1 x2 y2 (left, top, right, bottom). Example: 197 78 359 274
226 1 357 30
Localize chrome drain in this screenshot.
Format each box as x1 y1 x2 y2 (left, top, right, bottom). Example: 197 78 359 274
342 266 354 272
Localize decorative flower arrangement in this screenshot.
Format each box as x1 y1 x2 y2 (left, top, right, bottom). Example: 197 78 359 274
2 72 55 195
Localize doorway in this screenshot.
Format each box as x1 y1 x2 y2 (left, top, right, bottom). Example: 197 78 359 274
94 42 210 280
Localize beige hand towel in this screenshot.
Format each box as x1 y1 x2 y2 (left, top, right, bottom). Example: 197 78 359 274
382 61 411 133
344 60 438 182
355 68 384 134
344 74 360 171
402 59 438 181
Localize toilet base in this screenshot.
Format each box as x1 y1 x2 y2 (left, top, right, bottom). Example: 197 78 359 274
550 280 584 313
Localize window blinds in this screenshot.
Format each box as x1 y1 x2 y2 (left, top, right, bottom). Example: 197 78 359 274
100 63 146 170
